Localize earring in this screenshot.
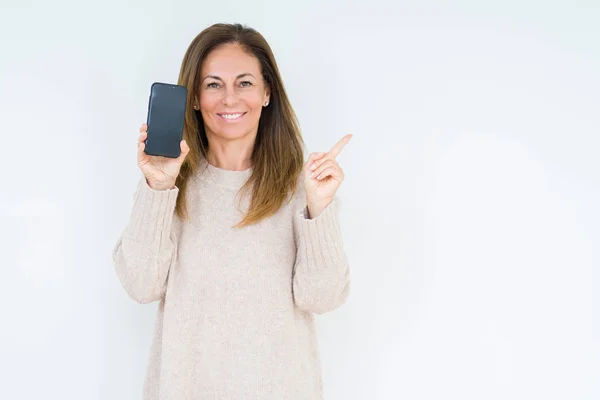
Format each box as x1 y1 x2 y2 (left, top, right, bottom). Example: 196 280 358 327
193 105 198 110
263 101 269 107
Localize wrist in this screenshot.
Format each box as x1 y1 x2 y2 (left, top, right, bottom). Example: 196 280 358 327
307 198 333 219
147 179 176 191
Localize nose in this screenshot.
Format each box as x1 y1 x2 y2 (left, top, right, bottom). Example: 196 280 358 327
222 84 240 106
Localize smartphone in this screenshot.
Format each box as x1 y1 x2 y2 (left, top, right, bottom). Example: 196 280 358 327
144 82 188 158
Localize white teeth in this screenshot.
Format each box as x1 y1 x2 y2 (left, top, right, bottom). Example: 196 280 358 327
221 113 243 119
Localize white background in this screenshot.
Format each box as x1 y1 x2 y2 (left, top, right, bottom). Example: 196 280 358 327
1 0 598 399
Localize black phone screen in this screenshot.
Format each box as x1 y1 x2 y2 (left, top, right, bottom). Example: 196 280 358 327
145 82 188 158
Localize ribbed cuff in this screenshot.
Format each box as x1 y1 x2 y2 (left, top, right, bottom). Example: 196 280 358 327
125 177 180 244
295 197 345 267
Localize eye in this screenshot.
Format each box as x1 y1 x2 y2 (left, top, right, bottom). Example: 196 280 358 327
207 82 219 88
240 81 253 87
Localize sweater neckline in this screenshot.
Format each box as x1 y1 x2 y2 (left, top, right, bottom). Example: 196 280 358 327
197 157 252 189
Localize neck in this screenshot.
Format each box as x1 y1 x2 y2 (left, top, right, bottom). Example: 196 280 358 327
205 133 255 171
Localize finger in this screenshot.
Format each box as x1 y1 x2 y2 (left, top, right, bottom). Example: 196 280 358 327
309 154 331 172
307 151 326 163
315 165 344 181
140 123 147 133
137 131 147 146
304 152 326 170
328 134 353 159
310 159 335 178
137 140 146 161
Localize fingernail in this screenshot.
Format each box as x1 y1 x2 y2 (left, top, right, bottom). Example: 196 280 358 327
310 163 316 171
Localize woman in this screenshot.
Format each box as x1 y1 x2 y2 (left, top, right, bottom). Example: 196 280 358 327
113 22 352 400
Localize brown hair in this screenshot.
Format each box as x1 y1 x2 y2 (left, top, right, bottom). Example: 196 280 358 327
174 23 305 228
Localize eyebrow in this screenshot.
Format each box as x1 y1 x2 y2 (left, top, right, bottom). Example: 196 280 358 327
202 73 256 82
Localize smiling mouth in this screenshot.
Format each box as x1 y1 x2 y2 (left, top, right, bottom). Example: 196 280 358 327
217 112 246 121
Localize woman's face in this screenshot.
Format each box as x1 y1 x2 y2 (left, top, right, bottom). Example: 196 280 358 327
198 43 270 142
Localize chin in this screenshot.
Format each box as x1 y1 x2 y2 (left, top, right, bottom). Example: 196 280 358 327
212 125 255 141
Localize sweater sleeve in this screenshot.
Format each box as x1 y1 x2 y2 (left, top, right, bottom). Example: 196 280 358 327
112 176 180 304
292 196 350 314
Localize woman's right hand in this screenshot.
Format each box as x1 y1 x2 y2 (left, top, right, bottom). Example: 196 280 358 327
137 123 190 190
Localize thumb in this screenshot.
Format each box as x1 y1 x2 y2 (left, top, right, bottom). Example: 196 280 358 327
177 139 190 163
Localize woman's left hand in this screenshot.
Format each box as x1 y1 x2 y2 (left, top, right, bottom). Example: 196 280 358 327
303 134 353 218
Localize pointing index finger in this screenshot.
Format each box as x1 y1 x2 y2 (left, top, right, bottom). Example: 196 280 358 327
328 134 353 158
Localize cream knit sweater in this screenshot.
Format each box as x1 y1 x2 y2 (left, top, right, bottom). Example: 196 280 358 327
112 158 350 400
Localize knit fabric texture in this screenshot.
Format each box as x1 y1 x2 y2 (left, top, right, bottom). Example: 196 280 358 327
112 158 350 400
